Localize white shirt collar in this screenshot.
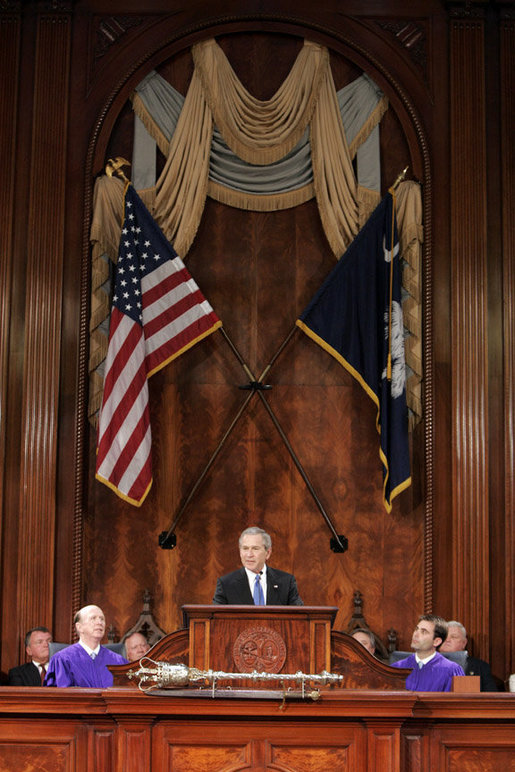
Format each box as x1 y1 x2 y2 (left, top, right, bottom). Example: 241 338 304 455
415 651 437 666
79 641 101 657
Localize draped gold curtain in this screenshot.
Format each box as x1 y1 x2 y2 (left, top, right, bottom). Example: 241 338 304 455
89 38 423 428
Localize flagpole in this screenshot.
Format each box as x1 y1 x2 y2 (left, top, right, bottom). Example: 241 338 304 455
159 383 256 549
220 327 348 554
385 168 407 380
389 165 408 192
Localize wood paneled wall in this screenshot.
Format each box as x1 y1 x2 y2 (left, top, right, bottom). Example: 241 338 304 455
0 0 513 688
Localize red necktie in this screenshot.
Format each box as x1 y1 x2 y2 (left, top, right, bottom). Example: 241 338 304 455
40 665 46 685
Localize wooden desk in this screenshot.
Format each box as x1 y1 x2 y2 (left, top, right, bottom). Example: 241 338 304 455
3 607 507 770
0 687 513 771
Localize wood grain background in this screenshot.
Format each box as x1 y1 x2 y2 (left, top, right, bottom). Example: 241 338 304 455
84 33 422 644
0 0 512 688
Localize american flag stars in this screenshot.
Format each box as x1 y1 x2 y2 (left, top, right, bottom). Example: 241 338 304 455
95 183 221 506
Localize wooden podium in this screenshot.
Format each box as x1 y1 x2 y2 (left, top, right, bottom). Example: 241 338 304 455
111 604 409 690
183 604 336 675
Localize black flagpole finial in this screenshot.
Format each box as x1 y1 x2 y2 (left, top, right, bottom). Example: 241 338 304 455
159 531 177 550
330 535 348 553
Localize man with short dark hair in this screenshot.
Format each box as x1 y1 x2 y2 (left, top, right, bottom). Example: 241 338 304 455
391 614 465 691
44 604 127 687
8 627 52 686
351 628 376 655
213 526 303 606
440 620 498 691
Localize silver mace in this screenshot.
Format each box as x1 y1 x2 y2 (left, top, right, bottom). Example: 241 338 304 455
127 659 343 699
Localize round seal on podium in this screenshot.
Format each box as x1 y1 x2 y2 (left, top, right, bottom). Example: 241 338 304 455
232 626 286 673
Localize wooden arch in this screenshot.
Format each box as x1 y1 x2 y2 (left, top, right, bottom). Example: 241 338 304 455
76 14 431 639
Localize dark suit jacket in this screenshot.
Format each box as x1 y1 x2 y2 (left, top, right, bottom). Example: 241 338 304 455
8 662 42 686
465 655 498 691
213 566 303 606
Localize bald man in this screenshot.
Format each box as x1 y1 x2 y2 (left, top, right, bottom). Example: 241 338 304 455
125 632 150 662
44 605 127 688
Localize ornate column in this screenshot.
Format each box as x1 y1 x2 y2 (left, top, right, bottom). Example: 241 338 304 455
0 5 21 536
500 8 514 680
15 0 72 653
449 2 489 651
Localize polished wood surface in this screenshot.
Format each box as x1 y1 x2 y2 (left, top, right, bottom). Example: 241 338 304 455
0 0 513 695
110 605 410 691
0 687 513 772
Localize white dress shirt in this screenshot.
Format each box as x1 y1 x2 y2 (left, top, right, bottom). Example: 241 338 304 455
245 565 268 603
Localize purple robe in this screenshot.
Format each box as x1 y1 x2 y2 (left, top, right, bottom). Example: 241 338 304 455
391 651 465 692
44 643 127 688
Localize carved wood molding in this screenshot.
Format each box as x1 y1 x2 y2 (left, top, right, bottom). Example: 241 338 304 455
93 15 147 60
0 1 21 13
446 2 488 19
35 0 73 11
449 17 489 651
374 20 428 80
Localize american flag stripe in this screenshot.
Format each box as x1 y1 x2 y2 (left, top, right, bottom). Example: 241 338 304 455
145 294 215 352
143 283 204 340
95 183 221 506
145 307 220 373
98 423 152 503
107 415 151 486
98 314 143 407
96 367 148 469
143 258 189 301
96 336 148 469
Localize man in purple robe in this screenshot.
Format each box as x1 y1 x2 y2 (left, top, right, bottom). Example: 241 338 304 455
391 614 465 691
44 604 127 687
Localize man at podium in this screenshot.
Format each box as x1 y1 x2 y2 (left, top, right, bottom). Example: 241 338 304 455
213 526 303 606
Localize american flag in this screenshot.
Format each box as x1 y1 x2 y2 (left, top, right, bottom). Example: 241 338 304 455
95 184 221 506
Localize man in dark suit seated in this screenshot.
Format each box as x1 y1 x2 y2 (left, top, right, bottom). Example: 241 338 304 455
213 526 303 606
439 620 498 691
8 627 52 686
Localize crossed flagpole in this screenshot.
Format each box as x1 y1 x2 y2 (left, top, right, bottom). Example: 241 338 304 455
158 325 348 553
104 159 408 543
159 166 409 549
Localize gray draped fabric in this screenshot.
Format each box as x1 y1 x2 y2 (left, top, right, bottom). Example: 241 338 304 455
132 70 383 195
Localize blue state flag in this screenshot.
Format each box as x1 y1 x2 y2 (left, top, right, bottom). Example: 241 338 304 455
296 190 411 512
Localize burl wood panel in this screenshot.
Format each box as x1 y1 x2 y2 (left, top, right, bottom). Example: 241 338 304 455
431 724 515 771
2 688 514 772
0 719 82 772
152 721 365 772
84 32 423 656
